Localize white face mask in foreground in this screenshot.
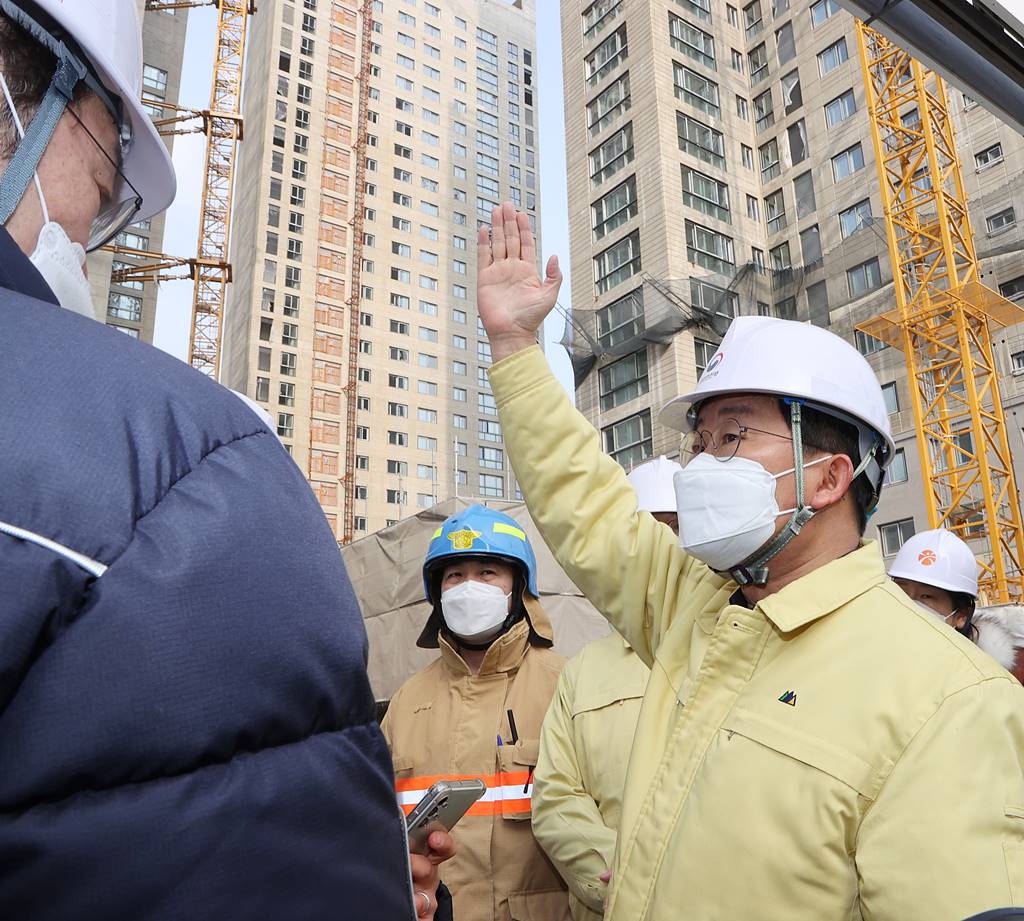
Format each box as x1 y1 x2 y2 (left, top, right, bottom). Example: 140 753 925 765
440 579 512 645
674 452 832 572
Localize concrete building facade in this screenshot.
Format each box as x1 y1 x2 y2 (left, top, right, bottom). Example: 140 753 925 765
562 0 1024 568
223 0 540 540
85 1 188 343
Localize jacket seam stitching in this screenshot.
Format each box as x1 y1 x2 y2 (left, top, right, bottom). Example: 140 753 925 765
855 677 1006 842
106 430 265 571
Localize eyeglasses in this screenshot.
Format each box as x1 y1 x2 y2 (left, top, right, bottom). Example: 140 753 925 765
686 417 793 463
65 102 142 252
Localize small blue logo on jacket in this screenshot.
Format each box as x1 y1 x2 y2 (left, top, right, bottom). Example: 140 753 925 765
778 690 797 706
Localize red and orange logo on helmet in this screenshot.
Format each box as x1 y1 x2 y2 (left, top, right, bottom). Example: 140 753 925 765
918 548 938 566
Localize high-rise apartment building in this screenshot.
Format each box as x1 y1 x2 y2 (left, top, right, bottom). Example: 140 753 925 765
223 0 540 540
562 0 1024 566
85 2 188 342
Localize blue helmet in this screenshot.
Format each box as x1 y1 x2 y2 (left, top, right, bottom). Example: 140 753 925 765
422 504 539 600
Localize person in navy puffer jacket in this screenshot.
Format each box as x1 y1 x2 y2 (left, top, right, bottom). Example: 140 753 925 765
0 2 453 918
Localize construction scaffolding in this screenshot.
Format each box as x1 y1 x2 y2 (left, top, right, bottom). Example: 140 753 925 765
854 22 1024 601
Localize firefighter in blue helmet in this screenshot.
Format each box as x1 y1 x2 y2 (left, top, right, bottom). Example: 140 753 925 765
382 505 571 921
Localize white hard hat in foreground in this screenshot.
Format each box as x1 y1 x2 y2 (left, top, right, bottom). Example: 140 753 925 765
627 455 683 514
0 0 176 247
888 528 980 598
659 316 895 499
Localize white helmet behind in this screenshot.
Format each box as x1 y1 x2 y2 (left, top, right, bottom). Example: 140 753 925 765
626 455 683 514
888 528 980 598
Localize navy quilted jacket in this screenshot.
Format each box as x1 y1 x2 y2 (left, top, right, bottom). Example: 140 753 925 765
0 228 414 919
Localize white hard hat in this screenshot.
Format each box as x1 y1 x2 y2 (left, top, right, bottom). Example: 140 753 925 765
0 0 175 247
626 455 683 514
888 528 980 598
659 316 895 501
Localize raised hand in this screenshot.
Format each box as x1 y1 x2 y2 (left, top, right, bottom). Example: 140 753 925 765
477 201 563 363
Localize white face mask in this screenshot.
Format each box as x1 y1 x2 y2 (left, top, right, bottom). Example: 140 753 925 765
440 579 512 645
674 452 832 571
916 600 955 623
0 71 94 319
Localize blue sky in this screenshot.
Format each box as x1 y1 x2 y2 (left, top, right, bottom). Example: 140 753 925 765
153 3 575 397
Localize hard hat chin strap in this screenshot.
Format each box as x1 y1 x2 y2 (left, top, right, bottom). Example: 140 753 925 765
0 53 81 224
727 400 881 588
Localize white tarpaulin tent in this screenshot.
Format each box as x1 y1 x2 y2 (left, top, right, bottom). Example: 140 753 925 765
342 497 611 701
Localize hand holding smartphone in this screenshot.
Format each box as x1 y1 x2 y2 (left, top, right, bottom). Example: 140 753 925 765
406 779 486 855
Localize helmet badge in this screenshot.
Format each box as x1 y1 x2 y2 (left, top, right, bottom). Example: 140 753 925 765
448 528 482 551
917 548 938 566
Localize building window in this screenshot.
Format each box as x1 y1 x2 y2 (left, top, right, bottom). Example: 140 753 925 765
587 72 631 136
810 0 839 25
879 517 915 556
882 381 899 414
107 292 142 322
594 230 642 293
887 448 908 484
479 419 502 441
855 329 887 355
685 220 734 273
759 137 780 181
764 188 787 233
753 89 774 132
586 25 628 87
847 257 882 296
817 38 849 76
694 338 718 377
748 42 769 84
599 349 649 410
682 166 730 222
592 175 638 240
839 199 872 238
987 207 1016 234
672 62 720 118
676 113 725 169
597 288 644 348
589 123 634 185
583 0 625 40
669 15 715 70
479 474 504 498
824 89 857 127
142 64 168 92
832 143 865 181
975 143 1003 169
602 410 652 469
691 278 737 319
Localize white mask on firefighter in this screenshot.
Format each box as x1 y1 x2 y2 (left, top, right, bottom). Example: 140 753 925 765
441 579 512 644
0 71 94 319
674 452 833 571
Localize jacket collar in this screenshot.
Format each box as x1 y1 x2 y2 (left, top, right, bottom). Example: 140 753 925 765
439 616 533 677
756 540 889 633
0 225 59 305
437 596 553 676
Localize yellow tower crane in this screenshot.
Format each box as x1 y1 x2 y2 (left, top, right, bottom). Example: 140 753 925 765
853 22 1024 602
112 1 254 383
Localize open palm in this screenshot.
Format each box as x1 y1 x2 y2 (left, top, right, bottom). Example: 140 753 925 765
477 202 562 360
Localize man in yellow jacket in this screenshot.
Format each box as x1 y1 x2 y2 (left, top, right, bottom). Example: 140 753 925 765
382 504 570 921
532 457 681 919
474 202 1024 920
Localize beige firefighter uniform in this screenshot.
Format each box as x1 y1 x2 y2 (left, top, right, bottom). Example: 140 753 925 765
533 633 650 921
381 597 571 921
491 345 1024 921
